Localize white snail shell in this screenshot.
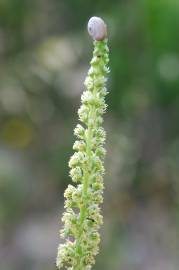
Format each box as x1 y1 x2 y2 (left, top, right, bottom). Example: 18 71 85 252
87 16 107 41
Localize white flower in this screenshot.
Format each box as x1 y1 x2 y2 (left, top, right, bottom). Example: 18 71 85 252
57 35 109 269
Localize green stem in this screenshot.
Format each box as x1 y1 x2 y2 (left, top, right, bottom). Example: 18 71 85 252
75 74 98 267
75 112 94 269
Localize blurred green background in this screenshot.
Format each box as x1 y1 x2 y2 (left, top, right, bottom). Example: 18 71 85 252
0 0 179 269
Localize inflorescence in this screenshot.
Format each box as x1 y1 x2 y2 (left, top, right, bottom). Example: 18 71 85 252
56 17 109 270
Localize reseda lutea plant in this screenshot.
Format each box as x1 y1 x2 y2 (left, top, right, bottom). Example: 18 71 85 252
56 17 109 270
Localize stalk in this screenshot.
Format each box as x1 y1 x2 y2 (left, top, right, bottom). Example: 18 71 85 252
56 17 109 270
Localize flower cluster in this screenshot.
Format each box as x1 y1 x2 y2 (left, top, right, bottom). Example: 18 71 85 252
56 38 109 270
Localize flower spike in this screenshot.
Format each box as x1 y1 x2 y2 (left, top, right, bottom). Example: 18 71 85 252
56 16 109 270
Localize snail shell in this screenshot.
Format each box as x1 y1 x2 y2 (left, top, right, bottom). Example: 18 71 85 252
87 16 107 41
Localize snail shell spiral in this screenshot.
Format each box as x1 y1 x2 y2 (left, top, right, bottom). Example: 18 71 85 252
87 16 107 41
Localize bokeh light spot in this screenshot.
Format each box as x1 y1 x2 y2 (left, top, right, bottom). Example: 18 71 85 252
1 118 34 148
